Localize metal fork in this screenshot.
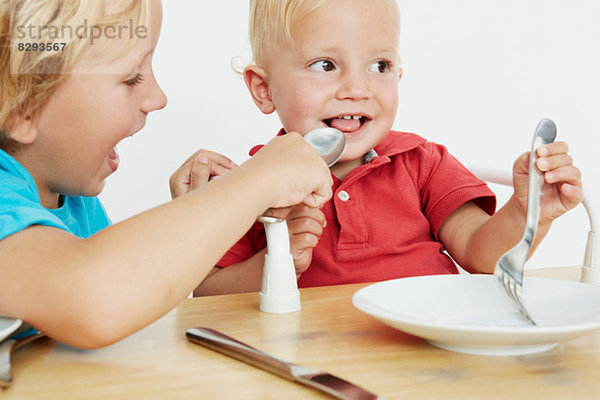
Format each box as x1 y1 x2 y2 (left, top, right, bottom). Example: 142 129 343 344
493 118 557 325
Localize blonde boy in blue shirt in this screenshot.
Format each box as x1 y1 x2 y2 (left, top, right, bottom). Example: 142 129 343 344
0 0 332 348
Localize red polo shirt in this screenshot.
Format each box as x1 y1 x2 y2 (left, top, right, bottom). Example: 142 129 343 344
217 130 496 287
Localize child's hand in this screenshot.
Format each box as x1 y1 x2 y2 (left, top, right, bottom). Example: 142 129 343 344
169 150 237 199
512 141 582 226
286 205 326 277
250 133 333 210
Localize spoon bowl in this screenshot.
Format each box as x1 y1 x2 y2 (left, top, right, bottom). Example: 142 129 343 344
303 127 346 167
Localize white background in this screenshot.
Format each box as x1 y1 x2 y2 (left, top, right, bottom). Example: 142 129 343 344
100 0 599 269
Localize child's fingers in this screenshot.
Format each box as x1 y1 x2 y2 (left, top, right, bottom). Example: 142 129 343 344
188 155 212 190
536 153 574 172
182 150 237 176
559 183 584 210
292 248 313 275
286 206 326 225
513 152 530 175
170 149 236 197
262 206 292 220
290 231 320 251
543 165 582 186
195 150 237 178
169 163 195 198
202 151 237 169
537 141 569 157
301 182 333 209
287 214 324 238
210 162 235 178
169 178 185 199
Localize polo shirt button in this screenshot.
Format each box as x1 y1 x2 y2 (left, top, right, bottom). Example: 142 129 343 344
337 191 350 201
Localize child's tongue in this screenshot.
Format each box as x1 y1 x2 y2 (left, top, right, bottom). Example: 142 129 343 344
328 117 361 133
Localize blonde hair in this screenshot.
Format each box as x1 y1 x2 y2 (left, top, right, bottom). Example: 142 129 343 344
0 0 149 141
248 0 399 68
248 0 327 68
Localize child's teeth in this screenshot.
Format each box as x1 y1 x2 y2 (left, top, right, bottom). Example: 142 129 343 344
337 115 361 120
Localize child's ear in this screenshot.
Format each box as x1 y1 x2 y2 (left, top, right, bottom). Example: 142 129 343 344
398 67 403 81
7 114 39 144
244 65 275 114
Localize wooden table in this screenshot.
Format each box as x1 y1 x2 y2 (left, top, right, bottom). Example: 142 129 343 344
3 267 600 399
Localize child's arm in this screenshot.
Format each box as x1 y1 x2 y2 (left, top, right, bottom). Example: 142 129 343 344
194 250 267 296
439 142 582 273
0 133 332 349
193 205 326 296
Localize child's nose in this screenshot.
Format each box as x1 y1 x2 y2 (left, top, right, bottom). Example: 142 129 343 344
335 68 371 101
142 75 167 113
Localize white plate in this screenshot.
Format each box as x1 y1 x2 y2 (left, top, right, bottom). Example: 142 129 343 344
0 317 22 342
352 274 600 356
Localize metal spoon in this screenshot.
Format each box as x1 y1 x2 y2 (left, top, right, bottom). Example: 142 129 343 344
303 127 346 167
211 127 345 183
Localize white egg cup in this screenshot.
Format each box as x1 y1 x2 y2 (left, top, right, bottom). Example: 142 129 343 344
258 217 301 313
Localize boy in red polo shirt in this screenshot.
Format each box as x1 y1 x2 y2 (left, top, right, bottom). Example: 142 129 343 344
193 0 582 295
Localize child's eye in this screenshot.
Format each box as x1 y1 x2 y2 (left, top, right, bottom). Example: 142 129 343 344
309 59 336 72
124 73 144 86
369 61 391 73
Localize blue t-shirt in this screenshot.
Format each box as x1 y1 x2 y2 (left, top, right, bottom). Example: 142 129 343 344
0 149 111 241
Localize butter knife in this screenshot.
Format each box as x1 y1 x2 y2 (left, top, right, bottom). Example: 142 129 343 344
186 327 384 400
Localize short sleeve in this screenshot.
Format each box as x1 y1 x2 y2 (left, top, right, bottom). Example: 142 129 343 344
418 142 496 239
0 163 110 241
0 172 66 240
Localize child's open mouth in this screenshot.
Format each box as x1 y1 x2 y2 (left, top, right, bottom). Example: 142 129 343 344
323 115 370 134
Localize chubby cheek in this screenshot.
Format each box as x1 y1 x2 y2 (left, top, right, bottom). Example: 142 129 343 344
282 108 319 135
272 79 326 133
275 104 309 135
93 103 139 141
379 81 399 118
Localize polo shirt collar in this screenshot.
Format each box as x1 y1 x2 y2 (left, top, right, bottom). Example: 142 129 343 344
373 130 427 157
